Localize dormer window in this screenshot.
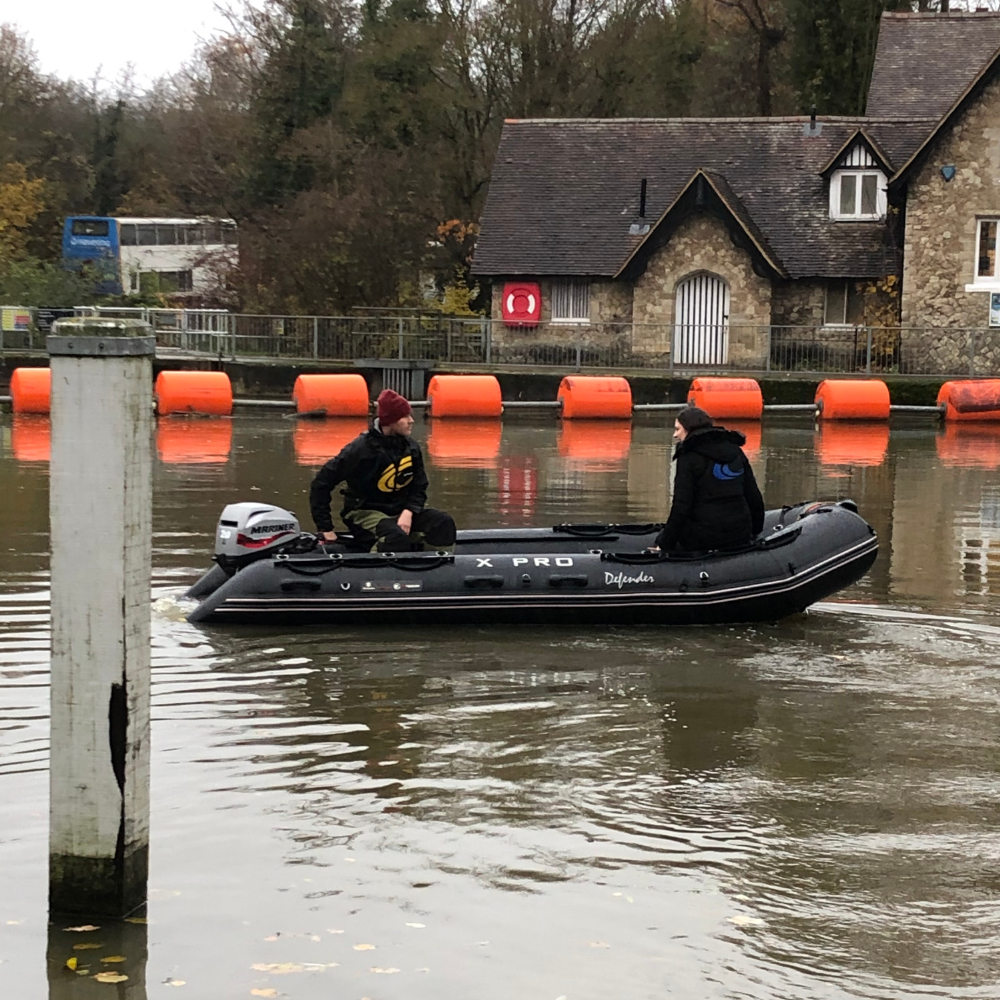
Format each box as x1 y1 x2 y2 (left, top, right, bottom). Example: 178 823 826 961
830 170 887 221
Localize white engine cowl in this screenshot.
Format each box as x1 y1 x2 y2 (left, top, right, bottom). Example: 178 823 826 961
215 503 301 570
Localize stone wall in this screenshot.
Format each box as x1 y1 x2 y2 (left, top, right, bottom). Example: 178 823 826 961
902 74 1000 341
490 278 633 363
771 281 825 327
631 213 772 365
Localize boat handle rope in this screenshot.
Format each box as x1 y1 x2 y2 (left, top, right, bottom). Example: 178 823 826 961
275 553 455 575
552 523 661 537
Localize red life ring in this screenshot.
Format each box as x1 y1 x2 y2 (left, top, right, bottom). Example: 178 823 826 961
502 282 541 326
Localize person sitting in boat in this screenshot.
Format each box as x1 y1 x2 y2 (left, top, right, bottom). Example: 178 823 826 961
308 389 457 553
652 405 764 554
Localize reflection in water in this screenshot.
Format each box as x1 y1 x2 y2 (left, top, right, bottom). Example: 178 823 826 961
12 414 51 463
156 417 232 464
816 422 890 467
47 918 147 998
936 423 1000 469
426 418 502 468
726 420 762 460
557 419 632 470
4 416 1000 999
293 417 368 466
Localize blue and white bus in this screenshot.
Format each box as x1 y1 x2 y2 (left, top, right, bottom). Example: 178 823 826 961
62 216 238 297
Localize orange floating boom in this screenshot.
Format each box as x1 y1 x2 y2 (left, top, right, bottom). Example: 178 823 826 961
155 371 233 416
10 367 52 414
815 379 890 420
557 375 632 419
426 375 502 418
687 377 763 419
293 374 369 416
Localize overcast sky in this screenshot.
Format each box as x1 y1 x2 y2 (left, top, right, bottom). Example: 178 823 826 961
11 1 233 88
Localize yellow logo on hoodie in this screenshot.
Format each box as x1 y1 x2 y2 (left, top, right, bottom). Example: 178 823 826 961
378 455 414 492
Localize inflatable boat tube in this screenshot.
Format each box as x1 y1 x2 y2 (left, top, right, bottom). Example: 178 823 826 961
186 501 876 627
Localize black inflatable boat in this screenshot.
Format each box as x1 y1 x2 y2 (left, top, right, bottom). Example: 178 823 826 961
185 499 877 626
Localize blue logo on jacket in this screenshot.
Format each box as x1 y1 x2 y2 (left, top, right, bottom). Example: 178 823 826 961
712 462 743 481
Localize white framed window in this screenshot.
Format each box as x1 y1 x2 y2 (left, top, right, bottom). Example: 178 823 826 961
551 278 590 322
824 280 864 326
975 218 999 283
829 170 887 221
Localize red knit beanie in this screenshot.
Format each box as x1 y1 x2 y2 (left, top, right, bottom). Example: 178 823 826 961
377 388 412 426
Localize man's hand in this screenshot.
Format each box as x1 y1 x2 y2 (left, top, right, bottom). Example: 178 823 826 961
321 530 338 543
397 510 413 535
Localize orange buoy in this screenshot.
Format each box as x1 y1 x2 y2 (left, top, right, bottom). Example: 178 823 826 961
427 375 502 418
558 419 632 470
10 367 51 414
12 415 51 462
816 423 889 467
293 418 368 466
558 376 632 419
725 420 762 461
427 419 502 468
155 370 233 416
293 374 369 416
815 379 890 420
156 418 233 464
936 380 1000 422
936 423 1000 469
687 377 763 420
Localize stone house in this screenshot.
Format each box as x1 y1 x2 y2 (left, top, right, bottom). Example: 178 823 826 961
472 11 1000 372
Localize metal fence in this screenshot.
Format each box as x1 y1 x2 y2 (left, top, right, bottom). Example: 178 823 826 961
3 306 1000 377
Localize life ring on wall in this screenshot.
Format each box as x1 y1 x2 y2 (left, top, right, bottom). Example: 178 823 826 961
502 282 541 326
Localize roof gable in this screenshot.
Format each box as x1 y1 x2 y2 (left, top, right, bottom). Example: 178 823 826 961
891 43 1000 186
615 170 786 281
867 12 1000 119
819 130 893 178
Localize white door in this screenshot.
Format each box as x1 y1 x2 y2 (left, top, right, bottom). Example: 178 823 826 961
674 273 730 365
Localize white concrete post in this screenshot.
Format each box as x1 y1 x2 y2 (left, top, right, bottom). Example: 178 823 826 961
47 318 154 917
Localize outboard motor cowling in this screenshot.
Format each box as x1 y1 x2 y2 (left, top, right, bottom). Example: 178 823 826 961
215 502 304 573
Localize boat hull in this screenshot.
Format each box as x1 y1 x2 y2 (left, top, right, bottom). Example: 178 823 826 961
187 502 877 628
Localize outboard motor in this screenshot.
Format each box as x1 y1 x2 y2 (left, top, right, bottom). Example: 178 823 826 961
214 502 314 573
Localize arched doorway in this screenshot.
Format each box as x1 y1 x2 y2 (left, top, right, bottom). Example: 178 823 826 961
674 272 730 365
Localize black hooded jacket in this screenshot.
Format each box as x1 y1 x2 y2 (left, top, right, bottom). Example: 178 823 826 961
309 424 428 532
656 426 765 552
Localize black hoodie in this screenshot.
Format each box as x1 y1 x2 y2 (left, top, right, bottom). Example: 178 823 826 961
655 426 765 552
309 423 429 532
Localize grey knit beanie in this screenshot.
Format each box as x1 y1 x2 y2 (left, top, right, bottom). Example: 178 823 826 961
677 406 714 432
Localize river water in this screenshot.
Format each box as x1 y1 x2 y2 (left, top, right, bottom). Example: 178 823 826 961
2 413 1000 999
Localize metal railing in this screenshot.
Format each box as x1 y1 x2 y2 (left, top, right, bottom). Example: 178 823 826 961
3 307 1000 377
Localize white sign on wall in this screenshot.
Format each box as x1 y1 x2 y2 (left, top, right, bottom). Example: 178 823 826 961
991 292 1000 328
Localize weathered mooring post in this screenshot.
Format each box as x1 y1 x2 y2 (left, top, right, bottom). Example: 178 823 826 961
47 318 153 917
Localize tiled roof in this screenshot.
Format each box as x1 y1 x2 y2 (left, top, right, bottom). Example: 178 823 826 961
867 12 1000 118
472 117 934 280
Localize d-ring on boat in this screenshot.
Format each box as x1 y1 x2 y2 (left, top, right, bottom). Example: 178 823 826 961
184 499 878 626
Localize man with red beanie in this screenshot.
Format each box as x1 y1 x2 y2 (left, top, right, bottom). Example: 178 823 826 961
308 388 456 552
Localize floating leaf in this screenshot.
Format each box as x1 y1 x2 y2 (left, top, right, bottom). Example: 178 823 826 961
6 920 22 926
94 972 129 983
65 957 78 971
63 925 99 932
353 944 375 951
310 935 321 942
370 967 400 974
165 980 186 987
250 991 279 998
100 956 126 963
405 923 425 928
326 929 344 935
73 943 102 950
251 963 305 974
75 969 89 976
263 935 279 942
124 917 147 925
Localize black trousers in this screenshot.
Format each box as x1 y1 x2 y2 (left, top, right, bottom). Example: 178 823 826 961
345 507 456 553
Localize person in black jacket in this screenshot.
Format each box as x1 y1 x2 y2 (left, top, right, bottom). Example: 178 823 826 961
654 406 765 553
309 389 456 552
